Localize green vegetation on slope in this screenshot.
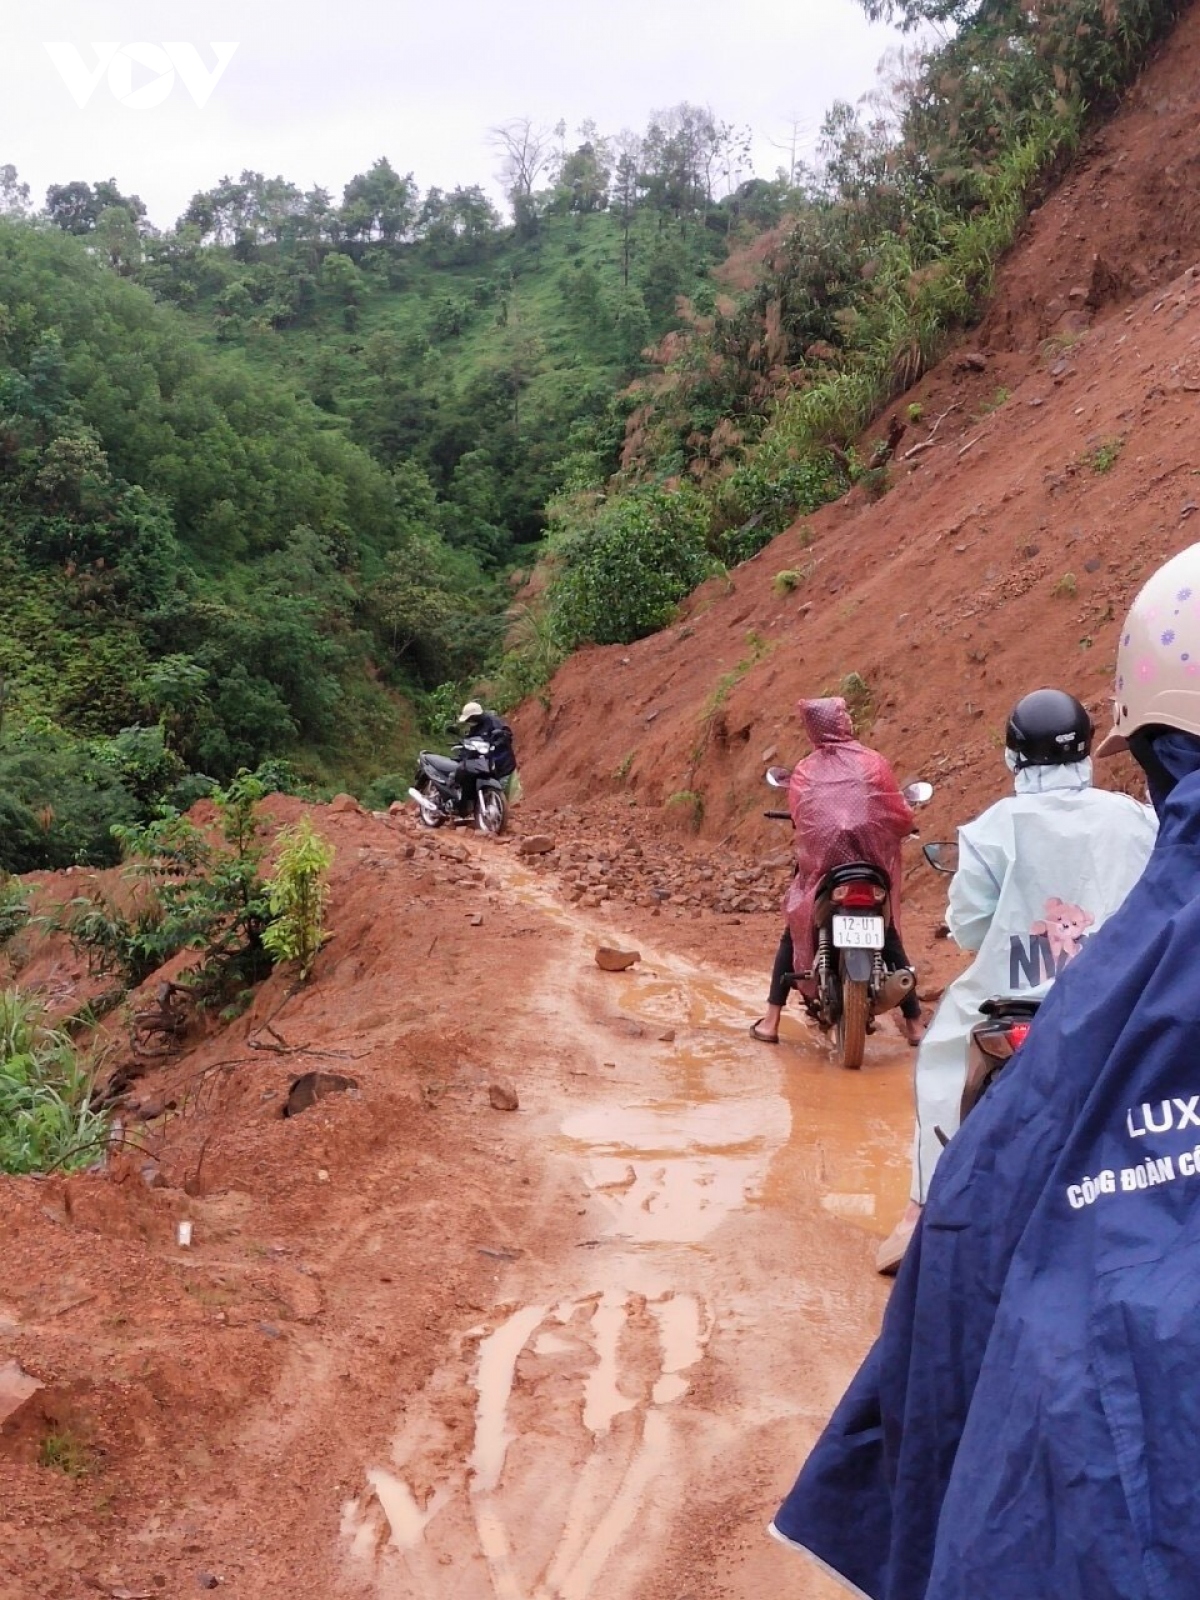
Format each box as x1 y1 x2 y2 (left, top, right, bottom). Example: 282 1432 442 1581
520 0 1190 677
0 110 761 862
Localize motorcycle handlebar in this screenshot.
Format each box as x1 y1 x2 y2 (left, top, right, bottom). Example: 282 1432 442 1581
764 810 792 820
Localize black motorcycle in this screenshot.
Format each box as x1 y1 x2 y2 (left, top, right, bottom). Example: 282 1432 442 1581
922 840 1039 1127
766 768 932 1068
408 735 508 835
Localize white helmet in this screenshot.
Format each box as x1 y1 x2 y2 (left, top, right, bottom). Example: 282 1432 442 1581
1098 541 1200 756
458 700 484 723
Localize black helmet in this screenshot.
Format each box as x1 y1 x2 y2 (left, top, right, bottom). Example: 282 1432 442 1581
1005 689 1093 768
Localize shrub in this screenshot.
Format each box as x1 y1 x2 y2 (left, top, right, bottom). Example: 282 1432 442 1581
66 772 273 1002
0 989 107 1175
551 484 713 647
0 878 30 946
261 818 334 980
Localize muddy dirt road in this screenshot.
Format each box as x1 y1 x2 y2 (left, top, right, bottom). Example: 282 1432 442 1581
335 845 912 1600
0 811 918 1600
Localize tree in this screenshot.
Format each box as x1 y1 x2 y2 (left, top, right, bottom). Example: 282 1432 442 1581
339 157 419 244
489 118 560 234
0 165 30 217
94 206 144 275
554 125 612 214
45 180 99 234
610 135 643 285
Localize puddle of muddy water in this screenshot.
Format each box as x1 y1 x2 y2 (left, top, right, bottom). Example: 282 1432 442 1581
472 1303 547 1493
560 1097 784 1246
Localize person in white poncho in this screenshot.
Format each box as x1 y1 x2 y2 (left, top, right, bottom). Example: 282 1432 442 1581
876 688 1158 1274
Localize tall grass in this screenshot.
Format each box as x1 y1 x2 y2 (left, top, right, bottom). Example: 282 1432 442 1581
0 990 107 1174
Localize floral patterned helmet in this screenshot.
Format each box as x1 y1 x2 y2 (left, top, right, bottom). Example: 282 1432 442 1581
1098 542 1200 756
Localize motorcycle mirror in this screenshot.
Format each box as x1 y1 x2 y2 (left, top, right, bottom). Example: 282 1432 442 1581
765 765 791 789
902 780 934 806
922 841 958 875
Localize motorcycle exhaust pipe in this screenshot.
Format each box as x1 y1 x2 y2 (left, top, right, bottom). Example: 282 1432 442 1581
407 787 440 823
876 968 916 1013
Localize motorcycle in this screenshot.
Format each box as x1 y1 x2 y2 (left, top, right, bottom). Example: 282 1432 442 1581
922 840 1040 1129
408 735 508 835
766 768 933 1069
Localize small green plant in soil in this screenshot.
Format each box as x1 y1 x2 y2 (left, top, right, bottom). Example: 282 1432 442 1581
38 1430 93 1476
1090 436 1124 473
261 818 334 981
666 789 704 829
1053 572 1078 599
978 386 1010 416
841 672 875 735
773 569 804 596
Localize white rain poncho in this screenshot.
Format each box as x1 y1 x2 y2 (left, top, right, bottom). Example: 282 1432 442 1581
912 758 1157 1202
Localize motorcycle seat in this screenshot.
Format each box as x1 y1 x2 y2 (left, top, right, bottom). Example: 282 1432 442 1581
821 861 891 892
978 996 1041 1019
421 753 458 776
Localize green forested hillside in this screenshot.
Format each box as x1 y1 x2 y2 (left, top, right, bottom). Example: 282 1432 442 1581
0 112 754 864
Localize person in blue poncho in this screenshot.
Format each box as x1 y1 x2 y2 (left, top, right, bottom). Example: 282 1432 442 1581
771 541 1200 1600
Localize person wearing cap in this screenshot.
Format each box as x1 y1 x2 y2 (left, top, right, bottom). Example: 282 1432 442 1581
770 547 1200 1600
875 687 1157 1274
455 700 517 812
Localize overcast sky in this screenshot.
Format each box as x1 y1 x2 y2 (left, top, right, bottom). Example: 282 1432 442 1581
3 0 900 227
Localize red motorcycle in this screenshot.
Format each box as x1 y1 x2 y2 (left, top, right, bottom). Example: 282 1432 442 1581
767 769 932 1068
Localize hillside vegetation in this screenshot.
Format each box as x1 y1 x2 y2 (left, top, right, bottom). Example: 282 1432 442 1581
515 0 1191 681
0 109 751 864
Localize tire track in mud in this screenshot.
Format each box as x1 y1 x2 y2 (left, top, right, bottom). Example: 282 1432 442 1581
337 847 909 1600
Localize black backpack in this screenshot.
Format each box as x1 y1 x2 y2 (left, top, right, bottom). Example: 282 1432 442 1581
487 720 516 778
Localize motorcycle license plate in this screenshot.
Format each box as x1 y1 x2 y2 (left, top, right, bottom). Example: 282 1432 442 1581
832 915 885 950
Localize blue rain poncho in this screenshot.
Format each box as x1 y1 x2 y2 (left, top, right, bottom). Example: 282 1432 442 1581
773 735 1200 1600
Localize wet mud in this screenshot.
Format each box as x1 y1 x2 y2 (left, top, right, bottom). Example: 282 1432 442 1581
339 856 911 1599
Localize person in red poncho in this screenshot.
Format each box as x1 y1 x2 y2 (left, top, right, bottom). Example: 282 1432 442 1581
751 697 924 1045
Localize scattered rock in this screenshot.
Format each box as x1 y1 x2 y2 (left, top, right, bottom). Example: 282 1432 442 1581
0 1360 42 1428
957 350 987 372
658 1028 677 1043
258 1323 282 1340
595 947 641 972
489 1080 520 1112
196 1577 220 1592
329 793 363 815
284 1072 359 1119
517 834 556 855
468 913 484 926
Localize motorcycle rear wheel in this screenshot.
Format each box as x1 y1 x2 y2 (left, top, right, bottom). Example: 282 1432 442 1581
477 789 507 836
837 976 869 1070
415 777 444 828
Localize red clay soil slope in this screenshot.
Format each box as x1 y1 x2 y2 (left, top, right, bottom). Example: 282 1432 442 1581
514 2 1200 856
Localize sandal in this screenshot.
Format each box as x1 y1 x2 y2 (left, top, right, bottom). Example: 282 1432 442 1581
750 1019 779 1044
